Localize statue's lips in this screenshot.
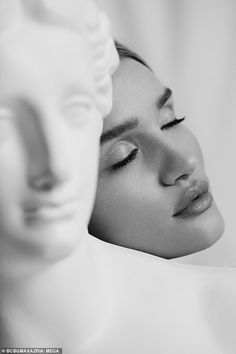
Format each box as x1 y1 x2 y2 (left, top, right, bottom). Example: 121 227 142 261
24 198 79 222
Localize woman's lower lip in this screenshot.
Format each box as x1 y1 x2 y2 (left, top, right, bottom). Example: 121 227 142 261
173 192 213 218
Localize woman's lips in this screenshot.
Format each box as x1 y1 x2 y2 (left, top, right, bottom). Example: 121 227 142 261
173 180 213 218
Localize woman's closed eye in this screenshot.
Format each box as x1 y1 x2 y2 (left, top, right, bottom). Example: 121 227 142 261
159 103 185 130
105 116 185 172
106 141 139 172
161 116 185 130
111 148 138 171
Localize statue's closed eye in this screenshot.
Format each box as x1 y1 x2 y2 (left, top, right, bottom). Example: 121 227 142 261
61 95 95 127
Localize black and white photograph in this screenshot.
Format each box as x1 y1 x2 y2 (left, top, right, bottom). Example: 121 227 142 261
0 0 235 353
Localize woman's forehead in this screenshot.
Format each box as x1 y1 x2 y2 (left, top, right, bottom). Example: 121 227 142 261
114 59 164 93
104 59 165 129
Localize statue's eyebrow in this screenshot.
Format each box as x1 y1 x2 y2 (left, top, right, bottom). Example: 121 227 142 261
100 118 139 145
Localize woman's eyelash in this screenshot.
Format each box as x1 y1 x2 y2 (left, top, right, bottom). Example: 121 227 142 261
110 148 139 171
162 116 185 130
108 117 185 172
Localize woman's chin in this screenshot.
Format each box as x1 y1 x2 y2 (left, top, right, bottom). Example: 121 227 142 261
160 202 225 259
204 200 225 245
180 202 225 258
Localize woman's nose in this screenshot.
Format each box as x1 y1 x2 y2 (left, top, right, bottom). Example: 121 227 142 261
159 140 197 186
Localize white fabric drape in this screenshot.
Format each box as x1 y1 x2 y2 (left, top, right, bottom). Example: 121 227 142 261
96 0 236 266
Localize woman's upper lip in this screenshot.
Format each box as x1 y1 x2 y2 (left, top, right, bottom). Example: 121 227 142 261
173 180 209 217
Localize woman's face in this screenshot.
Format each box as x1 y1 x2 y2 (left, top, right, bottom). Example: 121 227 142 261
89 59 224 258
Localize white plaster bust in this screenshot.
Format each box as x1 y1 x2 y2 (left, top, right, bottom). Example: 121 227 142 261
0 0 119 349
0 0 118 274
0 1 235 353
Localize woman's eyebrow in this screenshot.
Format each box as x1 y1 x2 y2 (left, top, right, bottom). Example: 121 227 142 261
100 118 139 145
157 88 172 110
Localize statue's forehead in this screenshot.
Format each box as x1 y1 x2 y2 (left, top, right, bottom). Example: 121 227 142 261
0 0 119 117
0 33 98 110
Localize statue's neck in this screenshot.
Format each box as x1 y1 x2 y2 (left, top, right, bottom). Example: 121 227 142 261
0 235 107 351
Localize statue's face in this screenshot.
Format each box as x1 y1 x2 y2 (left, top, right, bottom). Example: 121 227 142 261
0 24 102 262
